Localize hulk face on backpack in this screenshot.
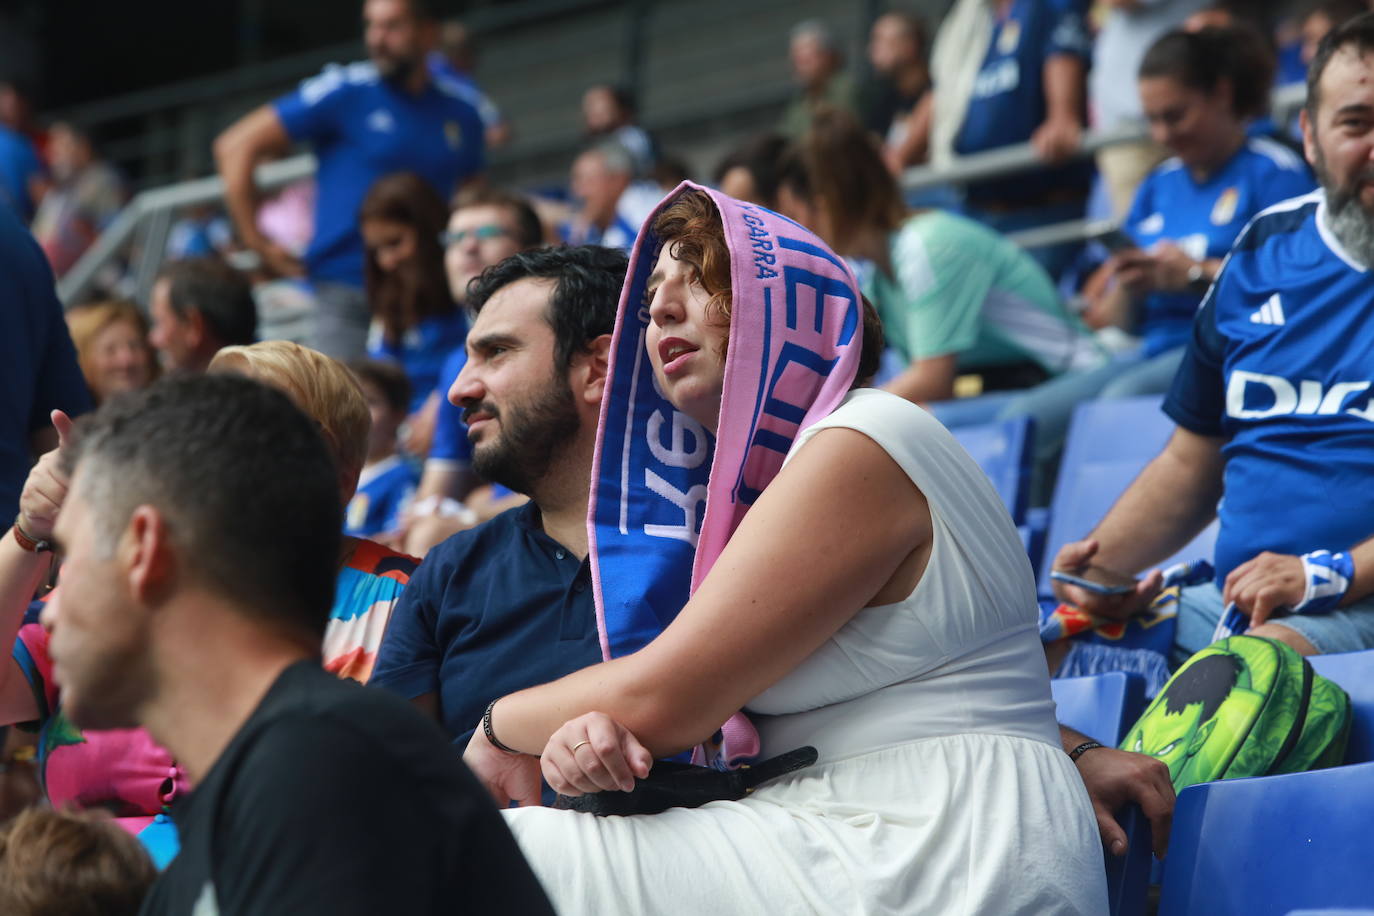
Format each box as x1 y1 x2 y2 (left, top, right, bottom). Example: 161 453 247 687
1129 652 1263 783
1121 636 1351 792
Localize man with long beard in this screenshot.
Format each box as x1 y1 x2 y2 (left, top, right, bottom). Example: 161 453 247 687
370 246 627 788
215 0 485 360
1051 13 1374 669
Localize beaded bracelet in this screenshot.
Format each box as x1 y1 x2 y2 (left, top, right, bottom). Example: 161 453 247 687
482 698 520 755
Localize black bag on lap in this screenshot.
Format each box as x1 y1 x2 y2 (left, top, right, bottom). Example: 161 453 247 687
553 746 818 816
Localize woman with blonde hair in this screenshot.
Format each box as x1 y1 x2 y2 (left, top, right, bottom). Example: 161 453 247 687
65 300 157 403
208 341 419 682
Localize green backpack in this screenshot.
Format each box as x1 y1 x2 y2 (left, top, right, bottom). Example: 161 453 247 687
1119 635 1351 792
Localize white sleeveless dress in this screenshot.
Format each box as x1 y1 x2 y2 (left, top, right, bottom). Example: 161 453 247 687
504 389 1108 914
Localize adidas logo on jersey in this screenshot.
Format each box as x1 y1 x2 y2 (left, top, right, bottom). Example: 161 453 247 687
367 109 395 133
1249 294 1285 326
1227 370 1374 421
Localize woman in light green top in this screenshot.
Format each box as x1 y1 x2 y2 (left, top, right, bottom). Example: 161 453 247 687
775 108 1103 407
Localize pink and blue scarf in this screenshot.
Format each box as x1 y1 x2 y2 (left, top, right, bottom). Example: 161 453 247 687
586 182 864 768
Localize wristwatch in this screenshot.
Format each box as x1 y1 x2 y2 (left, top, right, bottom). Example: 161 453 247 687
11 515 53 553
1186 261 1207 290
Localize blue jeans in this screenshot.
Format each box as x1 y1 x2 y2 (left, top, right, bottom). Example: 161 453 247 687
1174 582 1374 665
931 346 1185 502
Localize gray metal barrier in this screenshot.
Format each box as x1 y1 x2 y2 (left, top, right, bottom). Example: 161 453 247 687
56 81 1307 307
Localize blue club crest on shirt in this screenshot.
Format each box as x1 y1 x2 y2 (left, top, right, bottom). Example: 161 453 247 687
1212 187 1240 226
444 120 463 149
998 19 1021 54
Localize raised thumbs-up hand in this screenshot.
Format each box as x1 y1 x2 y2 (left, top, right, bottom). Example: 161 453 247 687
16 410 75 541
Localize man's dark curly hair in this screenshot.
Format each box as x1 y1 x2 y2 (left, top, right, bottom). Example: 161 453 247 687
466 245 629 373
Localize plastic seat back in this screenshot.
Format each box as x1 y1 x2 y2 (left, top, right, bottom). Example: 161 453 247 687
1310 650 1374 764
1159 762 1374 915
1050 671 1147 746
1039 397 1218 596
1052 672 1152 916
951 415 1034 525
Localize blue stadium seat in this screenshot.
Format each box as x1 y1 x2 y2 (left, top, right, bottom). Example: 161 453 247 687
1310 650 1374 764
1038 396 1219 597
1159 761 1374 915
1019 508 1048 581
951 416 1034 525
1050 671 1148 745
1052 672 1152 916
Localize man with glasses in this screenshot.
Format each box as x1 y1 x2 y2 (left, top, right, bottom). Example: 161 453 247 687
403 187 544 556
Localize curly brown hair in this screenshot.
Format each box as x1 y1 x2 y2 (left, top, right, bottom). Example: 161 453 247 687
652 188 884 386
651 189 735 331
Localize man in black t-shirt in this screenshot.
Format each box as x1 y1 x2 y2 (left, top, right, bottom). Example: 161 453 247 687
39 374 552 915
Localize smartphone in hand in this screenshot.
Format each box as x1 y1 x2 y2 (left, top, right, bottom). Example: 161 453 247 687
1050 565 1139 596
1094 227 1140 254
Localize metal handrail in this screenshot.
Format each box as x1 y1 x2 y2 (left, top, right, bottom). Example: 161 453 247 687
56 155 315 304
902 82 1307 193
55 82 1310 306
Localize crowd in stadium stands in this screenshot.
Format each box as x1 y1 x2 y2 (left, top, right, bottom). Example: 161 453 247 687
1 0 1373 912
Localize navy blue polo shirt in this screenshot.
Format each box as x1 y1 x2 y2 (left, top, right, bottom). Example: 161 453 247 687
370 501 602 753
0 205 91 523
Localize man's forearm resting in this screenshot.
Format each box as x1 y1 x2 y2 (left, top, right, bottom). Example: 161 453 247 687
883 354 957 405
214 107 289 250
1088 428 1225 574
1043 55 1085 126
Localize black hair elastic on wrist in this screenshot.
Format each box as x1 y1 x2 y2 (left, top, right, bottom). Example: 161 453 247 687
482 698 520 755
1069 741 1104 762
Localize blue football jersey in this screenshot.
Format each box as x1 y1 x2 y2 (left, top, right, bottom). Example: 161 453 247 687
345 455 418 537
274 62 485 287
1165 189 1374 583
1126 137 1314 357
428 345 472 467
425 346 512 501
367 311 469 414
954 0 1092 204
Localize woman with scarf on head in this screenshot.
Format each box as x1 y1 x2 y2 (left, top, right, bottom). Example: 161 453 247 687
463 185 1107 914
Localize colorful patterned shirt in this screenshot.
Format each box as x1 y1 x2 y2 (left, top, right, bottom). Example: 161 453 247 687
324 538 418 683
